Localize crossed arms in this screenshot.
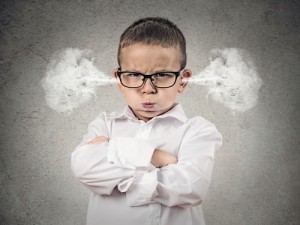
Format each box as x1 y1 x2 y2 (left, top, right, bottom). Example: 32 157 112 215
88 136 177 168
71 113 222 208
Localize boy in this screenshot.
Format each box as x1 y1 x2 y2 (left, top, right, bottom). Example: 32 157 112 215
71 17 222 225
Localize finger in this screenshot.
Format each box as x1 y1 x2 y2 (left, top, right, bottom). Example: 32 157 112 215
88 137 107 144
88 136 109 144
88 139 107 144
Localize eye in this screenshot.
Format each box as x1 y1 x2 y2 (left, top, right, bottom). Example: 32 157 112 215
130 73 141 77
123 73 142 77
155 73 174 78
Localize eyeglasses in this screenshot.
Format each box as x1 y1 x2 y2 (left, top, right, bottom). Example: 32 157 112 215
116 69 183 88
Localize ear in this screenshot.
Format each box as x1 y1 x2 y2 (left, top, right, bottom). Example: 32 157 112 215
178 69 192 93
112 69 123 91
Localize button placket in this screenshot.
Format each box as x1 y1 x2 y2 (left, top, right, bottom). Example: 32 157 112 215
135 123 152 140
149 203 161 225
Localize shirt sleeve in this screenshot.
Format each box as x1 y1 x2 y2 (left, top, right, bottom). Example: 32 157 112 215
123 117 223 208
70 113 156 196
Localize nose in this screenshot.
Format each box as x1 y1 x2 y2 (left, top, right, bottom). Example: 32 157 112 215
140 78 157 94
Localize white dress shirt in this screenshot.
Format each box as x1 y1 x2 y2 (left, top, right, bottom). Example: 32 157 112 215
71 103 222 225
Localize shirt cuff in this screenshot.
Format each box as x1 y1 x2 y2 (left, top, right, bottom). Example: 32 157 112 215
125 168 159 206
107 137 156 169
117 165 156 193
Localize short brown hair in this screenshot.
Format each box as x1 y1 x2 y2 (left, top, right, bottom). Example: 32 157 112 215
117 17 186 69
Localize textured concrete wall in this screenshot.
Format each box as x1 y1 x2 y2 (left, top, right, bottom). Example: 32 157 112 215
0 0 299 225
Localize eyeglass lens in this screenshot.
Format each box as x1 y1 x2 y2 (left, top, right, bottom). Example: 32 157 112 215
120 73 177 88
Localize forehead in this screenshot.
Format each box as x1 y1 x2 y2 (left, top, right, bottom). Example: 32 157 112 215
119 44 181 72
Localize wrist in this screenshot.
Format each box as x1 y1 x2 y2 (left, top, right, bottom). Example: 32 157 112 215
151 149 177 168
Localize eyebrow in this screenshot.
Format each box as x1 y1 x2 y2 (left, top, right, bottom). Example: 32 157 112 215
119 66 176 72
120 69 175 73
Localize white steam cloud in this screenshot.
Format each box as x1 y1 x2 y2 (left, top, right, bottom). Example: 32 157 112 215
189 48 263 112
41 48 262 114
41 48 113 114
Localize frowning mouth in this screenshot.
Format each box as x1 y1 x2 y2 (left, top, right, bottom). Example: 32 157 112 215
142 102 155 109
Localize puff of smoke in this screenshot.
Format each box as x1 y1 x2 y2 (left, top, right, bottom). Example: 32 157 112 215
188 48 263 112
41 47 262 115
41 48 113 114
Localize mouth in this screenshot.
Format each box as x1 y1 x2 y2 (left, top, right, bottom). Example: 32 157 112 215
142 102 155 109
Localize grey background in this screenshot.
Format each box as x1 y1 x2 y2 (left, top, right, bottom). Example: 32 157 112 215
0 0 299 225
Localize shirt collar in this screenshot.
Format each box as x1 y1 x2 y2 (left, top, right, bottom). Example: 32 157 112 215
107 103 187 123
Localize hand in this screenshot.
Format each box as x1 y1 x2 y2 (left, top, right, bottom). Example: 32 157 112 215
151 149 178 168
87 136 109 144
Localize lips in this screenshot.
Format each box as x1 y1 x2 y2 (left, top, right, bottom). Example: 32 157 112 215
142 102 155 109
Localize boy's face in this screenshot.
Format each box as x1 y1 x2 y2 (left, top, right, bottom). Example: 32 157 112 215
114 43 192 122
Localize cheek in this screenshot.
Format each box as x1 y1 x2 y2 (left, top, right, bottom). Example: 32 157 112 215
123 90 137 102
160 90 178 102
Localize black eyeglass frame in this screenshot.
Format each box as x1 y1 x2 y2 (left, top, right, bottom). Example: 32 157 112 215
116 68 184 88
